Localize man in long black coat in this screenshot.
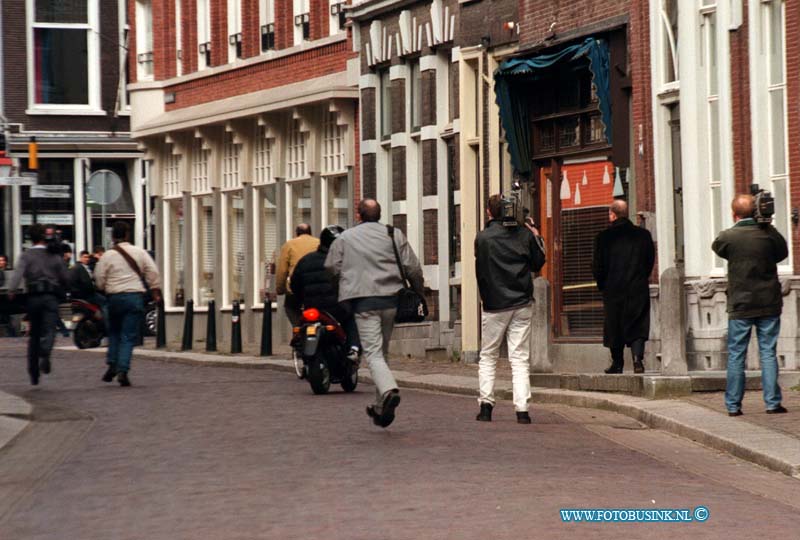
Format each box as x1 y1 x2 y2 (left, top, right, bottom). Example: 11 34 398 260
592 200 655 374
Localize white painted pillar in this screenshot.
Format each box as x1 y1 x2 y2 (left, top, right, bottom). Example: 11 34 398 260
73 157 87 254
133 158 145 246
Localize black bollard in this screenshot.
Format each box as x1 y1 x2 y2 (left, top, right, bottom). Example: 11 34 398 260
156 298 166 349
231 301 242 354
206 299 217 352
260 295 273 356
181 299 194 351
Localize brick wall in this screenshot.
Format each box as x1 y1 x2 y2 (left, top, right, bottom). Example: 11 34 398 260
361 88 376 140
391 78 407 133
786 0 800 273
243 0 261 58
519 0 625 47
362 153 377 198
422 140 437 196
165 40 353 110
393 214 407 234
182 0 198 74
423 209 438 264
421 69 437 126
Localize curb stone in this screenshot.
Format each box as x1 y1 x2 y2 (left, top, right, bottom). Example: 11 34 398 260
58 346 800 478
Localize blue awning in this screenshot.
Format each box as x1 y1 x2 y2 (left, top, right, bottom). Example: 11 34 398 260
494 38 612 179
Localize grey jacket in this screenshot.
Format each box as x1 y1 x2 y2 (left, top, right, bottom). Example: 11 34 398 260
7 246 69 293
325 221 424 302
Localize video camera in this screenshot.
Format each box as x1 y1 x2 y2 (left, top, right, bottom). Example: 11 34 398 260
750 184 775 225
500 181 533 228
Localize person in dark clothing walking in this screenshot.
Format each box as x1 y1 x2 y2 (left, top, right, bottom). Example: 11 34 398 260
291 225 359 357
592 200 655 374
712 194 788 416
7 224 70 385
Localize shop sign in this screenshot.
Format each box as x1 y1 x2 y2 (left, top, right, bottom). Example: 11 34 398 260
30 185 71 198
20 214 74 226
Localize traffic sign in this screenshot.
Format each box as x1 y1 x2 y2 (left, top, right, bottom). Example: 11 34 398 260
86 170 122 206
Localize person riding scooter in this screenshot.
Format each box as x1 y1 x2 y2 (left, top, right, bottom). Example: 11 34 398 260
290 225 360 359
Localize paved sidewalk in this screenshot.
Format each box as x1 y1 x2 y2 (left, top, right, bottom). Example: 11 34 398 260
687 388 800 440
55 344 800 479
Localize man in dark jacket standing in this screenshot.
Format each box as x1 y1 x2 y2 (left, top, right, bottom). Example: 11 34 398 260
712 194 788 416
7 224 70 385
592 200 655 375
475 195 546 424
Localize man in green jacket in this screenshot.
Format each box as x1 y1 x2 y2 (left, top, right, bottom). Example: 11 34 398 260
712 194 788 416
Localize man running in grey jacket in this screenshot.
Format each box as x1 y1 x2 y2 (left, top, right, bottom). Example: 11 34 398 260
325 199 424 428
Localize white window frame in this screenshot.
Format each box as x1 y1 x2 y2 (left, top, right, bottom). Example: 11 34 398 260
286 119 308 179
329 1 345 35
117 0 131 114
321 175 349 228
221 189 246 307
25 0 103 115
253 184 280 308
293 0 310 46
260 0 275 52
176 0 183 76
192 194 216 309
751 0 792 271
197 0 211 70
658 0 679 89
135 0 154 81
227 0 243 63
322 111 346 175
285 179 312 242
162 196 186 311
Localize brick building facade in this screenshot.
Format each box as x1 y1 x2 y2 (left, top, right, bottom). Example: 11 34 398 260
1 0 144 262
128 0 359 348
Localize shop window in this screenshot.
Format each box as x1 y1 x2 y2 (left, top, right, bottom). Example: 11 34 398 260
21 158 73 213
257 185 279 304
325 176 348 228
289 180 312 232
194 195 215 307
165 199 185 307
225 192 246 305
30 0 99 109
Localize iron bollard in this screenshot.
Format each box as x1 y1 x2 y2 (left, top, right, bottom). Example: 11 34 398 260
156 298 166 349
231 300 242 354
206 299 217 352
260 295 273 356
181 299 194 351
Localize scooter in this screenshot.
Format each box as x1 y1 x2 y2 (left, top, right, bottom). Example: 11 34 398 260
71 298 105 349
291 307 359 395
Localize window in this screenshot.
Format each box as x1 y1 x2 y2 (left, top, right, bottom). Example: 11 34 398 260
287 120 307 179
176 0 182 75
330 2 346 34
28 0 100 111
379 69 392 139
256 185 279 304
253 125 274 184
660 0 679 85
410 61 422 131
222 131 241 190
289 180 312 233
322 112 346 174
293 0 310 45
194 195 215 307
163 150 182 197
165 199 186 307
325 176 349 228
701 4 724 259
191 137 211 193
260 0 275 51
228 0 243 62
224 192 246 305
197 0 211 69
136 0 153 79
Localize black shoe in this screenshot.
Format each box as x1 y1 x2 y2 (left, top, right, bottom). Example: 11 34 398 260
39 356 51 374
102 365 117 383
517 411 532 424
29 371 39 386
766 405 788 414
604 364 623 374
476 403 493 422
374 390 401 428
117 372 131 387
728 410 743 417
633 360 644 374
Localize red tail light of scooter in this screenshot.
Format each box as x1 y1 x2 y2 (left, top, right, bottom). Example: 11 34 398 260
302 308 320 322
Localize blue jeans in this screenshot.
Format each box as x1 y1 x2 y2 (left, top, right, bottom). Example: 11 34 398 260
726 316 783 412
107 293 145 374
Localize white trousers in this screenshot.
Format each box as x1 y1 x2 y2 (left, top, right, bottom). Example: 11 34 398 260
478 303 533 412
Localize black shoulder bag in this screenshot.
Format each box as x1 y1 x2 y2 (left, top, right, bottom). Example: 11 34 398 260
387 225 428 323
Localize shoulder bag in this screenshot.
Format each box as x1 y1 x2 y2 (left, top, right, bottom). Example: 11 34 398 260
387 225 428 323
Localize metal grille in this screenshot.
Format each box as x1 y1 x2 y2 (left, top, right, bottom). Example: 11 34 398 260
559 206 607 337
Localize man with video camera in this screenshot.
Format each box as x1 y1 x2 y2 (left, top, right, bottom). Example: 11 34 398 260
712 192 788 416
474 193 545 424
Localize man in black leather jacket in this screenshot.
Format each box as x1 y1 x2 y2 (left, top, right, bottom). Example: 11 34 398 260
291 225 359 357
474 194 546 424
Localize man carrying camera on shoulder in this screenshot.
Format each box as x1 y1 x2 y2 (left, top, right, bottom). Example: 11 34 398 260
474 194 546 424
712 192 788 416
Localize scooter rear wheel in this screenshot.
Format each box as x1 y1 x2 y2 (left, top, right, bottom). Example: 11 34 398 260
74 319 103 349
341 361 358 392
307 354 331 395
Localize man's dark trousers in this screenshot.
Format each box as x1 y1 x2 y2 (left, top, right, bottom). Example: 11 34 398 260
107 293 145 374
26 293 59 380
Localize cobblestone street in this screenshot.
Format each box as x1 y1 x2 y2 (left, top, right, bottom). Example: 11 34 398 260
1 338 799 540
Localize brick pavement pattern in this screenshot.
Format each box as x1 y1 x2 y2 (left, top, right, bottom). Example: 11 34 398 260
0 338 799 540
687 388 800 440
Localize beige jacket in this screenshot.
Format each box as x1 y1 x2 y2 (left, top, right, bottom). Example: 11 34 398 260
95 242 161 294
275 234 319 295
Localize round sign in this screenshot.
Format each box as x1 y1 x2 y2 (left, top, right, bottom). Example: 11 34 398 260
87 170 123 206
